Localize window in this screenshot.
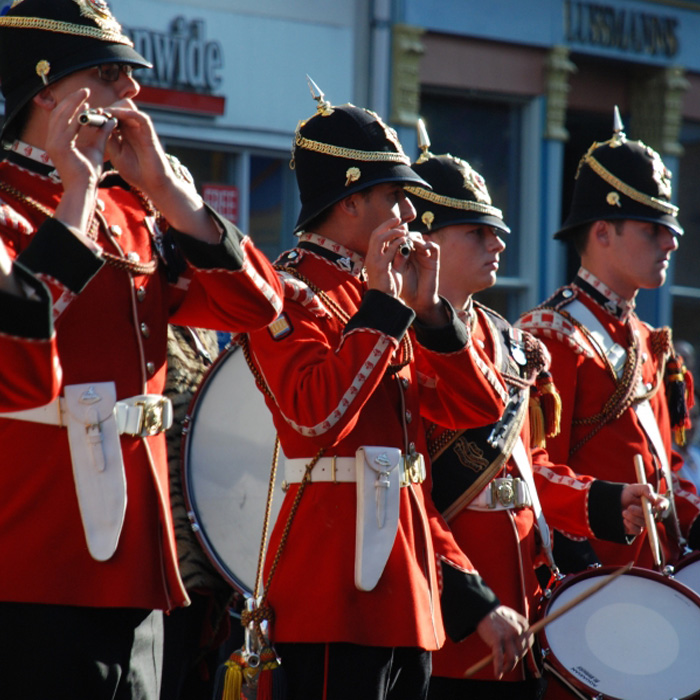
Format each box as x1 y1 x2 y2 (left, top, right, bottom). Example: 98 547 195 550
420 92 523 318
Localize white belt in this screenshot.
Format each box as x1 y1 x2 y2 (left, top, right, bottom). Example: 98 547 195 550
284 454 426 487
1 394 173 437
467 477 532 511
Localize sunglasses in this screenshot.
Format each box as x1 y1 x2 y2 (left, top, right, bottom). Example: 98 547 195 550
96 63 135 82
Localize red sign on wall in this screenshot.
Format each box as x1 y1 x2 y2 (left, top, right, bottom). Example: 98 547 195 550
202 184 239 224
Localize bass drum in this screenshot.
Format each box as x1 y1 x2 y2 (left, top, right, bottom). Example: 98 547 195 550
182 341 285 597
540 566 700 699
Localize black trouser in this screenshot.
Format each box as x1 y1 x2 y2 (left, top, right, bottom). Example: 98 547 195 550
0 602 163 700
276 642 431 700
428 675 548 700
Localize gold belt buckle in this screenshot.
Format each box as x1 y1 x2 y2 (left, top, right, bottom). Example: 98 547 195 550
403 452 426 485
490 478 516 508
139 399 165 436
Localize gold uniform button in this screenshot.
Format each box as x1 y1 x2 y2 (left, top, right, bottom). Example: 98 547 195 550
146 362 155 376
137 286 146 302
110 224 122 237
128 252 141 263
140 323 150 338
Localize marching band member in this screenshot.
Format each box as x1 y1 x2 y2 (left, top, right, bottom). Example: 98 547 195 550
242 87 530 700
518 112 700 576
0 1 282 697
405 133 663 700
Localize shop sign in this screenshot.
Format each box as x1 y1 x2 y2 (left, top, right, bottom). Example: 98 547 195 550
564 0 679 58
126 17 226 116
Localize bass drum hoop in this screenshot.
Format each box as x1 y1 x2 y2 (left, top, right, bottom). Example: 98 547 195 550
181 341 284 597
540 565 700 700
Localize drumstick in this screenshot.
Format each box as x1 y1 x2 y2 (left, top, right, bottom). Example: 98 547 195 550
633 453 663 569
463 561 633 678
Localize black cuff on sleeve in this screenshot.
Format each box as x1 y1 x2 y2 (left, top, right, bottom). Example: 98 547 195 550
0 262 52 339
688 515 700 551
18 218 103 294
344 289 415 341
412 298 468 353
440 560 500 643
588 480 629 544
172 204 246 271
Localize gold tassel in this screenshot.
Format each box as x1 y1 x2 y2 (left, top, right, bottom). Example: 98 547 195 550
220 651 245 700
529 396 546 449
536 372 562 439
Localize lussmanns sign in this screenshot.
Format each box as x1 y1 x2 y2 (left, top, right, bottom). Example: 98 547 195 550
564 0 679 58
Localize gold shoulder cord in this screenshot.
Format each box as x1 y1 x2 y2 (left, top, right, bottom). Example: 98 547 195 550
0 181 158 275
554 308 661 454
236 333 324 637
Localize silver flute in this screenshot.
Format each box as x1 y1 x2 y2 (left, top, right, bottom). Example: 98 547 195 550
78 110 114 127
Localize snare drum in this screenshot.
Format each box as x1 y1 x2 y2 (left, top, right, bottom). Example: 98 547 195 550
540 566 700 699
182 342 284 596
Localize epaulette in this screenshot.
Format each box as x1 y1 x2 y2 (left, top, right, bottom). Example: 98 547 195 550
517 287 593 358
0 201 34 235
276 269 330 318
274 248 304 269
475 301 546 380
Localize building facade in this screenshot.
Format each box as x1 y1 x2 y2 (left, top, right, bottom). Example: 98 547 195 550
2 0 700 348
394 0 700 350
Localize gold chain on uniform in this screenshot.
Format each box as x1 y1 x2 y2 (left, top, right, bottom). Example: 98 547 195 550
557 309 661 454
0 181 158 275
275 262 414 374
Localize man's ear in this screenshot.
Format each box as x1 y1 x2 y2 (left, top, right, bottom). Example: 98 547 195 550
338 192 361 218
591 220 611 247
31 86 58 112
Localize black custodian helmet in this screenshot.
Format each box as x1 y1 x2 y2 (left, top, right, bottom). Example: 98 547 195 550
292 79 429 233
405 119 510 236
0 0 152 143
555 108 682 239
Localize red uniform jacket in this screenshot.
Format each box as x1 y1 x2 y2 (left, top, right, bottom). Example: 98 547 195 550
245 234 504 650
518 270 700 571
0 150 282 611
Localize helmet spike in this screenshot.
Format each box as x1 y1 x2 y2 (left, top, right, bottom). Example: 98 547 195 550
612 105 626 146
306 75 333 116
415 118 432 164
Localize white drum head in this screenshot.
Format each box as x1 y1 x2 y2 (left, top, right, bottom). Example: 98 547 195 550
543 569 700 699
182 343 284 596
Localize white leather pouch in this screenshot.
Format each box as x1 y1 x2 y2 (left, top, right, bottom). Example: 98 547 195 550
63 382 127 562
354 446 402 591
